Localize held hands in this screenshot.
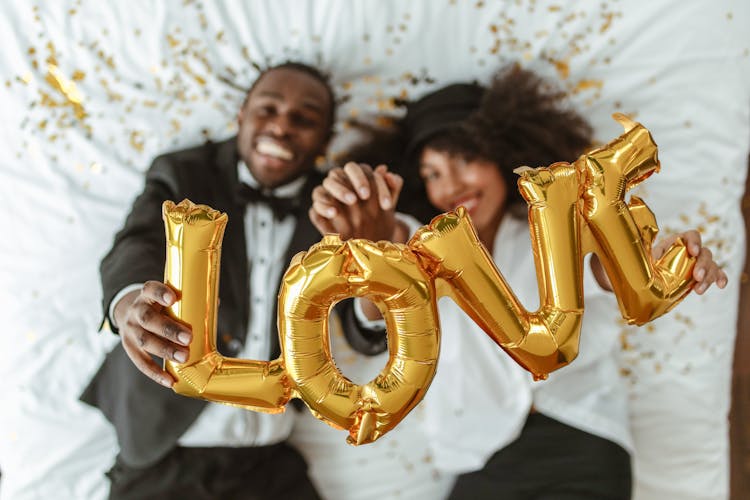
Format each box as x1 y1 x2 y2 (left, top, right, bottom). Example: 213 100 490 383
309 162 409 243
652 230 728 294
113 280 192 388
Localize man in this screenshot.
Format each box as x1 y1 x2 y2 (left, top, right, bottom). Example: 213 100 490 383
82 62 344 499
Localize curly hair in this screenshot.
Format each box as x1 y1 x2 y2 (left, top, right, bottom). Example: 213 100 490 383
341 64 593 222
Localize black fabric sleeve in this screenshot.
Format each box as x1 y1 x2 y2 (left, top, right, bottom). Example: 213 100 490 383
335 299 388 356
99 157 180 333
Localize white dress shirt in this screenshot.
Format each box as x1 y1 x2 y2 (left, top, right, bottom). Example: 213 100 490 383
111 162 306 448
421 214 633 474
178 163 306 447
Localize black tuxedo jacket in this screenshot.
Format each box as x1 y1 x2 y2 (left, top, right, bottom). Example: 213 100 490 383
81 137 385 468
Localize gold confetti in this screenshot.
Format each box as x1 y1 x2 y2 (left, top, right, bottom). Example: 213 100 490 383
552 58 570 79
46 41 58 66
181 62 207 85
573 79 603 93
129 130 145 152
45 64 87 120
600 12 614 33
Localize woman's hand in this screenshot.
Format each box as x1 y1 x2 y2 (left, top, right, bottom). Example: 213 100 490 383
309 162 408 243
653 229 728 294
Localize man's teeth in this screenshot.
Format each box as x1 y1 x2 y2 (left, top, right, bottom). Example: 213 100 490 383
256 140 293 160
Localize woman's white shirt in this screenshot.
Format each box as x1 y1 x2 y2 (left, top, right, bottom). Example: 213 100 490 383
423 214 633 474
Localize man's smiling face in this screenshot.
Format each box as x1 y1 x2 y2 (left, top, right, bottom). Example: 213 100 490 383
237 67 333 189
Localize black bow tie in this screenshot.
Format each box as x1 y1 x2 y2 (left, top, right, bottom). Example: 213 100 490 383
235 183 302 221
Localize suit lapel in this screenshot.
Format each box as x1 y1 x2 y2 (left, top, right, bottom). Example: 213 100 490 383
214 138 251 342
268 172 324 359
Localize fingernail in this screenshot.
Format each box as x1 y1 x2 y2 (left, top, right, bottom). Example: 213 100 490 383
381 197 391 209
162 292 173 304
326 207 336 218
358 187 369 198
178 332 191 345
696 283 707 294
691 244 700 255
695 268 705 280
344 193 356 204
174 350 188 363
161 378 173 388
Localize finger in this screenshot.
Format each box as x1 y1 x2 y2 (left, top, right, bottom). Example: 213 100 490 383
121 335 176 388
312 198 339 219
717 269 729 288
692 247 713 282
322 171 358 205
309 208 337 236
383 170 404 201
126 322 190 363
692 249 720 295
312 186 339 218
345 197 364 235
652 234 678 260
680 230 702 257
142 280 177 306
343 162 373 200
134 301 192 346
372 167 393 210
330 210 354 240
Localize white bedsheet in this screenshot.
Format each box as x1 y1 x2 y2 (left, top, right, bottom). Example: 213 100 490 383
1 2 748 499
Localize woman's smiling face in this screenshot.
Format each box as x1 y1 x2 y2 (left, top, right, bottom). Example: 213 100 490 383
419 147 508 247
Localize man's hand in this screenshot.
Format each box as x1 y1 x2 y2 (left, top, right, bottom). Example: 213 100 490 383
113 280 192 388
652 229 728 294
309 162 408 243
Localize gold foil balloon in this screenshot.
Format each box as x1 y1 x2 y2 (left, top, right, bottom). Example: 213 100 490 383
158 115 698 443
162 200 291 412
577 113 696 324
410 163 586 381
279 235 439 445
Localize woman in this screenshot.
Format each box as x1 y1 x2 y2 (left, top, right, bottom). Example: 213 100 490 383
309 64 727 499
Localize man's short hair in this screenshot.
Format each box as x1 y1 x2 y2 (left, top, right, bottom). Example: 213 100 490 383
245 61 336 133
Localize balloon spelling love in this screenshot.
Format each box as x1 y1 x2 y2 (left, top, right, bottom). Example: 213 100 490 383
161 114 696 446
